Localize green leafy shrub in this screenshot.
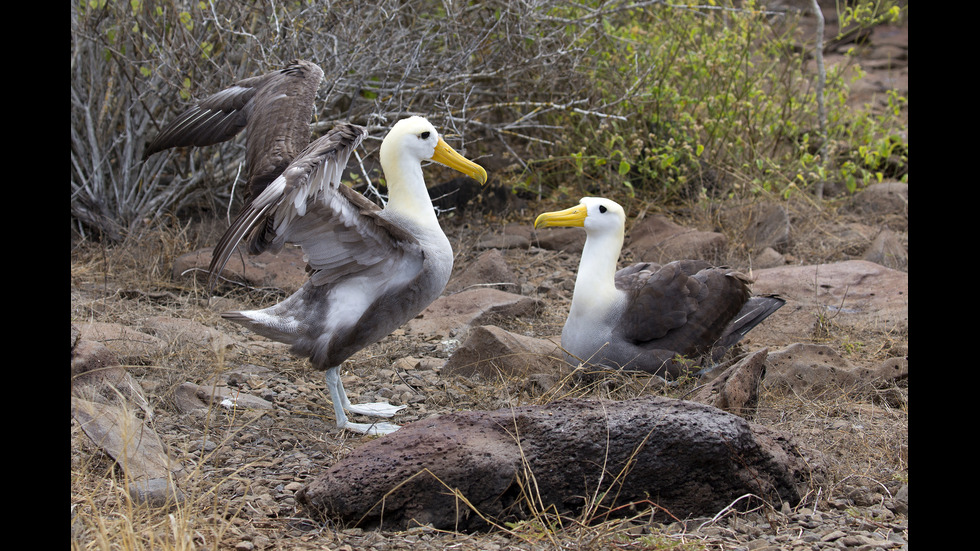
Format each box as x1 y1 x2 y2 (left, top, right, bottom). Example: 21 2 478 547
519 1 907 203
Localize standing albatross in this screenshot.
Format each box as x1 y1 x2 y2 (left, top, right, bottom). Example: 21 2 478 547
534 198 783 377
144 61 488 434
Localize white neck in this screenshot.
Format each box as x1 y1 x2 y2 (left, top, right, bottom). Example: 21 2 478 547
381 150 440 229
569 227 625 318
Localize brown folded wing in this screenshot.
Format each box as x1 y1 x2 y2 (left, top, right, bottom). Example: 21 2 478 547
616 260 751 359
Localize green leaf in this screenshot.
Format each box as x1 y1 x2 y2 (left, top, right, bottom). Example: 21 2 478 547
617 159 631 176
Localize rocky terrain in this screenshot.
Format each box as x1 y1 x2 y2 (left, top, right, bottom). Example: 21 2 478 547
71 178 907 549
71 8 907 549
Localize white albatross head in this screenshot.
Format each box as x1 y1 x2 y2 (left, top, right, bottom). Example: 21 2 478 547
379 116 487 184
378 116 487 224
533 196 626 238
534 197 630 314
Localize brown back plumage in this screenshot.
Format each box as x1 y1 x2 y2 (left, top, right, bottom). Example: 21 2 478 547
617 260 751 358
612 259 783 375
143 59 324 203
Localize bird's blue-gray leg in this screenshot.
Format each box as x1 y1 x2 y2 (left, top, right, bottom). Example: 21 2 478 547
324 367 404 435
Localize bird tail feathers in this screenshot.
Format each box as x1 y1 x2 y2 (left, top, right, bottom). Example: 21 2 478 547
712 295 785 360
221 309 302 345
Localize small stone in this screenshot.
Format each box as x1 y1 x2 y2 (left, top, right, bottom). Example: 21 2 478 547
825 529 850 542
128 478 184 508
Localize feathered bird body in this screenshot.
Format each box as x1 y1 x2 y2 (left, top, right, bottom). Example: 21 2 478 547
211 117 482 420
224 207 453 370
536 198 783 377
599 260 752 375
144 59 488 434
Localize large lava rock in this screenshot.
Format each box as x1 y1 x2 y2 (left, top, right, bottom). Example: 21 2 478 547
297 396 816 531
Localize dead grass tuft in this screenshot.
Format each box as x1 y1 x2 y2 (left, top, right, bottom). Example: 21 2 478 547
72 198 906 548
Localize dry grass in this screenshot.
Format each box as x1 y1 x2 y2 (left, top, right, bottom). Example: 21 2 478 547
71 195 907 549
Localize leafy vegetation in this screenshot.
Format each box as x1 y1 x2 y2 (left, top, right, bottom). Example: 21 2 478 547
71 0 907 239
516 1 907 204
71 4 907 548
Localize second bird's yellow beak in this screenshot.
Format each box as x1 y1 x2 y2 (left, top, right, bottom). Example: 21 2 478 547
534 204 588 229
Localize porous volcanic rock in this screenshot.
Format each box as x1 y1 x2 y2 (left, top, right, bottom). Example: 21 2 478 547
297 396 816 531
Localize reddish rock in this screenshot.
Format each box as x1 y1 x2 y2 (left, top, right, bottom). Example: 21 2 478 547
173 246 309 293
442 325 563 380
626 214 728 263
405 288 543 340
446 248 519 294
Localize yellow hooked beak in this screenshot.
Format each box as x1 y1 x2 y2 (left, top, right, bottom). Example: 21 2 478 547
534 204 588 229
432 138 488 185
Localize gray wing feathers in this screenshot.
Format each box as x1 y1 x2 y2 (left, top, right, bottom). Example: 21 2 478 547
710 294 786 360
207 123 420 290
290 200 418 287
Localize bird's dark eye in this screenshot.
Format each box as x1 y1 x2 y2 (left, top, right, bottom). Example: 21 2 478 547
420 131 431 140
599 205 607 213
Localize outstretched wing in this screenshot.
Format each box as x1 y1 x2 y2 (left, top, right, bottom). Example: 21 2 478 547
144 59 324 201
208 123 424 291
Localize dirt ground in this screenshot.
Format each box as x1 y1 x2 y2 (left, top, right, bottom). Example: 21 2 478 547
70 185 907 550
70 8 907 549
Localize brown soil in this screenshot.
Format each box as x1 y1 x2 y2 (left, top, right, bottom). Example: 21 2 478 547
70 187 907 549
71 9 907 548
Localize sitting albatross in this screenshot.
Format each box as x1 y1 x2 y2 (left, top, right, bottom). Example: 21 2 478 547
144 61 488 434
534 198 783 377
